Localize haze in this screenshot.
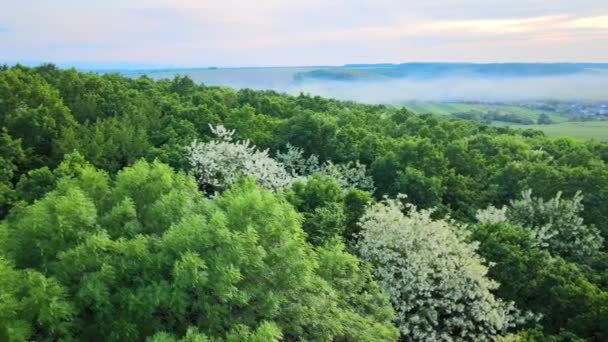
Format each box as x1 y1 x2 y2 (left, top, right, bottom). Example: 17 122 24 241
133 67 608 103
295 75 608 103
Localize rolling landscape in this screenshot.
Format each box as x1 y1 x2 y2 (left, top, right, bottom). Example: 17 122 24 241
125 63 608 140
2 1 608 341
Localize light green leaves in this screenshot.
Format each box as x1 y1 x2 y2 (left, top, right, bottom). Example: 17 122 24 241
1 160 396 341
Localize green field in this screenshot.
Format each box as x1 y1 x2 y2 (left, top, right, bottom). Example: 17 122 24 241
494 121 608 141
405 102 608 141
404 102 567 122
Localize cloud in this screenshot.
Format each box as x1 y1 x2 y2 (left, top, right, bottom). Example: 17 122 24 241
569 16 608 29
1 0 607 66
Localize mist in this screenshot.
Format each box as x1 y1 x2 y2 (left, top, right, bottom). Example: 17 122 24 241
289 75 608 103
138 68 608 103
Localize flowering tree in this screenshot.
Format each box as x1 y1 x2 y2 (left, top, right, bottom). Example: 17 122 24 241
187 125 293 194
319 160 375 192
275 143 320 178
276 143 375 192
188 126 374 195
476 190 603 260
475 205 507 225
357 197 522 341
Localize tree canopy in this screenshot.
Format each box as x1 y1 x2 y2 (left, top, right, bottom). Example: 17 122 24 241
1 64 607 340
0 158 397 341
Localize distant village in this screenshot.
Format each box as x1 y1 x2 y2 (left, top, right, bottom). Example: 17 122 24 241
459 100 608 119
518 101 608 118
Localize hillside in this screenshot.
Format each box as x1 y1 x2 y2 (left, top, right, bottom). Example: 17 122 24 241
1 65 607 341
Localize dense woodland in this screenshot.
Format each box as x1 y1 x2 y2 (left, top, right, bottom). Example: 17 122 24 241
1 64 607 341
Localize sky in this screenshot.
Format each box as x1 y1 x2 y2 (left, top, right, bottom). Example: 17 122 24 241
2 0 608 68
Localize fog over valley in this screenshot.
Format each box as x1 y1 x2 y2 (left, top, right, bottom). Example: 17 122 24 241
129 64 608 103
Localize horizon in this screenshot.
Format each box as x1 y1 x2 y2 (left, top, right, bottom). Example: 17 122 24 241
5 61 608 72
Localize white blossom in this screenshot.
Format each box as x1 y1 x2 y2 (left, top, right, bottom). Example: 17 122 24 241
188 128 376 195
319 160 375 192
475 206 508 225
276 143 375 192
187 125 293 194
275 143 320 177
357 198 523 341
506 190 603 260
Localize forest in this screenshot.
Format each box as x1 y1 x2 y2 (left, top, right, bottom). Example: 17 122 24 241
1 64 607 341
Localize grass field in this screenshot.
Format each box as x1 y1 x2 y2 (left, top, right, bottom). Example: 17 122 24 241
494 121 608 141
405 102 608 141
404 102 567 122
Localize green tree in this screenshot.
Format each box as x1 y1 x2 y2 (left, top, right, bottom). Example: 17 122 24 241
471 222 608 340
15 166 56 203
0 131 25 218
0 68 78 167
537 113 553 125
0 257 74 341
1 161 397 341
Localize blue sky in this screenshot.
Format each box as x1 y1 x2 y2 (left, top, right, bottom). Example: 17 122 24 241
2 0 608 68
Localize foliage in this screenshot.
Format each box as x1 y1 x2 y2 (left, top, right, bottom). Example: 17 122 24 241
149 323 282 342
0 257 74 341
0 131 25 217
1 65 607 235
477 190 603 261
471 222 608 341
537 113 553 125
319 160 375 193
1 64 608 340
475 205 507 224
286 174 375 244
0 160 397 341
275 142 320 177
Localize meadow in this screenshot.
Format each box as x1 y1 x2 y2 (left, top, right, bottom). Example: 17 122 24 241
512 121 608 141
405 102 608 140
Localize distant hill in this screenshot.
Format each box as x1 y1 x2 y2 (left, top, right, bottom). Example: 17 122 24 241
293 63 608 82
292 68 389 82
